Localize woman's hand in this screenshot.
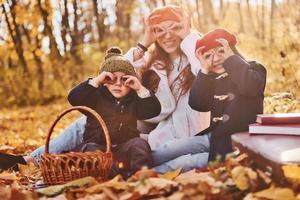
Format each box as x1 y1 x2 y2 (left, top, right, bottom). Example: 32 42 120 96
195 47 214 74
133 15 158 61
170 10 191 39
215 38 235 60
141 15 159 48
90 71 115 87
123 75 145 92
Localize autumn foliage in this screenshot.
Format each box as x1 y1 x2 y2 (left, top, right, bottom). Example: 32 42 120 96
0 0 299 107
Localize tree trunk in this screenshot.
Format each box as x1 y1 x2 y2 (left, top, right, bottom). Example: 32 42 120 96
270 0 276 45
21 25 45 91
195 0 202 30
246 0 258 36
70 0 82 64
115 0 134 40
61 0 70 53
37 0 61 60
206 0 218 24
92 0 106 43
2 2 29 73
238 2 244 32
261 0 265 40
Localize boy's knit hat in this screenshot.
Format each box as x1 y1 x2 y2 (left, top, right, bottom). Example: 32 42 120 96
148 5 183 25
195 28 237 54
100 47 137 76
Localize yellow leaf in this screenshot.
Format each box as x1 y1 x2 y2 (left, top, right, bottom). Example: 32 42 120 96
254 185 295 200
282 165 300 179
231 166 257 191
0 172 17 180
158 168 181 180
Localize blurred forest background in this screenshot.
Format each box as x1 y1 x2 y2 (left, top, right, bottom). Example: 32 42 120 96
0 0 299 108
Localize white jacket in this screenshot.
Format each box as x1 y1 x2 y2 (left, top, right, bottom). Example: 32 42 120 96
125 33 210 150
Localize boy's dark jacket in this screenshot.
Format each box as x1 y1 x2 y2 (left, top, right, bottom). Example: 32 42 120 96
189 55 267 161
68 80 161 145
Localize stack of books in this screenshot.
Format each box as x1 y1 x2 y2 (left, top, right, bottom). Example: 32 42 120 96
249 113 300 135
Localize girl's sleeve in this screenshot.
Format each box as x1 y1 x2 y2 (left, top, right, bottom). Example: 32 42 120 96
68 79 98 109
124 47 148 69
135 92 162 120
189 71 215 112
223 55 267 96
180 32 203 76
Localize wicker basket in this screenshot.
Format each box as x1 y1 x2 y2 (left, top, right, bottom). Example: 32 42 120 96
40 106 113 185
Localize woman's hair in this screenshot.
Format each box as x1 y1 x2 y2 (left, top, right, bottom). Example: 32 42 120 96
141 42 195 98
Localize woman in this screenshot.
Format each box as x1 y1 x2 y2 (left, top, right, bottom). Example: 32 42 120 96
124 5 210 172
1 5 210 173
189 28 267 161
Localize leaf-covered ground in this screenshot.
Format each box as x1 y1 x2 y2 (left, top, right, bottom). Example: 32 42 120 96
0 93 299 199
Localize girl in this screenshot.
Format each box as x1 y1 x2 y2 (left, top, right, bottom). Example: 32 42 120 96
189 28 267 161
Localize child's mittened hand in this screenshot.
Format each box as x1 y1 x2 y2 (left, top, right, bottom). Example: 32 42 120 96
215 38 235 60
123 75 143 91
196 46 214 74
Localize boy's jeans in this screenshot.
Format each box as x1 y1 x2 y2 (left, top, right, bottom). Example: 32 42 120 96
31 116 210 172
31 116 87 164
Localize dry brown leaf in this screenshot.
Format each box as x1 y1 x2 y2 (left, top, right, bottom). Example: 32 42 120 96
85 175 128 194
119 191 141 200
102 187 118 200
133 177 178 196
175 170 221 187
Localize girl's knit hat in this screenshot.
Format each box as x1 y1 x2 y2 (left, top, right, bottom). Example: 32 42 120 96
148 5 183 25
195 28 237 54
100 47 137 76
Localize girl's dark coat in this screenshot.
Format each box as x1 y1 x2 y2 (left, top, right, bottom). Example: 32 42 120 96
189 55 267 161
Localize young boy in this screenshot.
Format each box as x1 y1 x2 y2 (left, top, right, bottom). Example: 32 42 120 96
68 47 161 177
0 47 161 178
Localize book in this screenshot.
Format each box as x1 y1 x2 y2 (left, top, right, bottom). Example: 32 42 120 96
249 123 300 135
256 113 300 125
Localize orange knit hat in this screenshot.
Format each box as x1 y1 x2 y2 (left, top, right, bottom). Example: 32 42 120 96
148 5 183 25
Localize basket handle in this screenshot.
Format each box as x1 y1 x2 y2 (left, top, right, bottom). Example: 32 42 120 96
44 106 111 154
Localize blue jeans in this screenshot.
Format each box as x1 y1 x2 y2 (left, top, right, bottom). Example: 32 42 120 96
31 116 87 164
31 116 210 172
153 135 210 173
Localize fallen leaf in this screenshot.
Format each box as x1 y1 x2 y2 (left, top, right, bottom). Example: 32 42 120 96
231 166 257 191
282 165 300 180
0 171 17 181
158 168 181 180
37 176 97 197
253 185 295 200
